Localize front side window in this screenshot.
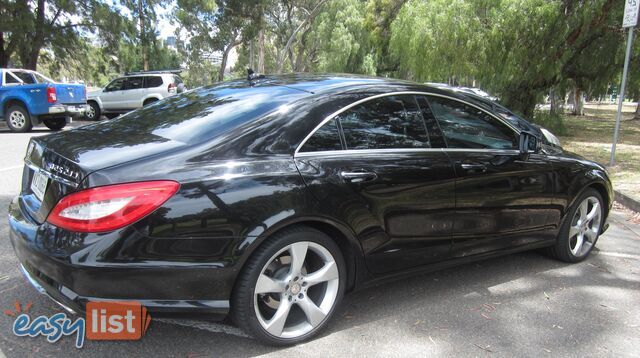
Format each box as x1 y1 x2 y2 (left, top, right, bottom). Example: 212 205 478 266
427 96 517 150
105 78 126 92
337 95 430 150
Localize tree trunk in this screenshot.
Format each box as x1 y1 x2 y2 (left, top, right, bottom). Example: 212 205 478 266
0 32 7 68
139 0 149 71
572 87 584 116
549 87 564 116
218 41 239 82
257 30 265 73
25 0 46 70
249 39 255 70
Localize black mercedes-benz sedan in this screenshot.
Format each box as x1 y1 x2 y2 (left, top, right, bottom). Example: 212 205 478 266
8 74 612 345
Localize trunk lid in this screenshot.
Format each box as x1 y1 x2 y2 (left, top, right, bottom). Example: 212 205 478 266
21 127 186 224
53 83 85 105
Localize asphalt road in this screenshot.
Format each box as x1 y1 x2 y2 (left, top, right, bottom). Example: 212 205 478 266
0 122 639 357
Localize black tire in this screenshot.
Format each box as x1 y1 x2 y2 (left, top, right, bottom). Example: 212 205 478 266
43 118 67 131
232 226 346 346
548 188 604 263
85 101 100 121
5 105 32 133
143 98 159 106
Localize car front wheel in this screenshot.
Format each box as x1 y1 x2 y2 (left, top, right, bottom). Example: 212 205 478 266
232 227 346 345
549 188 604 263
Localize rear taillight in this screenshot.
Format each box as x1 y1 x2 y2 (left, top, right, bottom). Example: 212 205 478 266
47 87 57 103
168 83 177 94
47 181 179 233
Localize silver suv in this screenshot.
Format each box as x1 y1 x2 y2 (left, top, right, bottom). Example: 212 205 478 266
86 70 185 120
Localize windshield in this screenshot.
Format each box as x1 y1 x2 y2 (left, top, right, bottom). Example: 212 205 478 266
86 80 309 145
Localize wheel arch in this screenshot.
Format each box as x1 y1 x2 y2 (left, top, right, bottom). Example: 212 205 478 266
234 216 366 294
4 98 29 113
143 96 161 105
562 179 612 234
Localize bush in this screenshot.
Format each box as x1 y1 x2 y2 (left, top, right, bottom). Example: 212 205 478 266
532 111 567 136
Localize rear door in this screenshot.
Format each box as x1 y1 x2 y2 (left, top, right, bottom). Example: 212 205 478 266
123 76 144 109
424 95 556 257
295 94 456 273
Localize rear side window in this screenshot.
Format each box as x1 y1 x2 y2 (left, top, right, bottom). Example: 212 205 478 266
427 96 517 150
337 95 430 150
300 118 342 152
145 76 163 88
126 77 144 90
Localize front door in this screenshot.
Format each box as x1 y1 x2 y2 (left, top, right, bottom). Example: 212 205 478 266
295 94 456 273
101 78 127 110
424 95 556 257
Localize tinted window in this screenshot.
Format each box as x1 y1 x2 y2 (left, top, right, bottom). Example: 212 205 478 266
337 95 430 150
173 75 183 84
145 76 163 88
90 81 308 145
105 78 126 91
300 118 342 152
428 96 517 149
126 77 144 90
415 96 447 148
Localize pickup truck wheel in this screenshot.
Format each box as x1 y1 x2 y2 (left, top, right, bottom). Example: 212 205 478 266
86 102 100 121
43 118 66 131
6 105 32 133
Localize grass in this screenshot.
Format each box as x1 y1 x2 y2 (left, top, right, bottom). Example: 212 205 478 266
554 103 640 198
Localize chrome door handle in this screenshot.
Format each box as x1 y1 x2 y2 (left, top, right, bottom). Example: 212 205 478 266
340 171 378 183
460 163 487 172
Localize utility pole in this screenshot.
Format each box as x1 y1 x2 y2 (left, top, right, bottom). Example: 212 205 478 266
611 0 639 166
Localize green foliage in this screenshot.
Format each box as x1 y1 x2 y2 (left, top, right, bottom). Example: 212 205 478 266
532 111 567 136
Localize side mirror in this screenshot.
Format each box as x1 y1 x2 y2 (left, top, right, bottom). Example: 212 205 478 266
519 131 540 158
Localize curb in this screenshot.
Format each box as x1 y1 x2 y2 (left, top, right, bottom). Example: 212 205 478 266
614 190 640 213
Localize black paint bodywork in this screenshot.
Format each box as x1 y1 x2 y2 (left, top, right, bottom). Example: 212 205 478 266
8 74 613 318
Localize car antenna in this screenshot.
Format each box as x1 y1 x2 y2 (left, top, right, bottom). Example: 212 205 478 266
247 68 265 85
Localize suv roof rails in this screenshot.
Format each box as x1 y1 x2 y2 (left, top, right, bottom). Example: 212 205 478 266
124 69 182 76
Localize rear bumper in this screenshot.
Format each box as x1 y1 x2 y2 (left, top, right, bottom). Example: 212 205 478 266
47 104 88 117
8 196 231 319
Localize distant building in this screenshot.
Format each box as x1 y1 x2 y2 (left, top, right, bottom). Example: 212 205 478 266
165 36 177 49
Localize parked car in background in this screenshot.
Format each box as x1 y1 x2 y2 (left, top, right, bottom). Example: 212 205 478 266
86 70 186 120
0 69 87 132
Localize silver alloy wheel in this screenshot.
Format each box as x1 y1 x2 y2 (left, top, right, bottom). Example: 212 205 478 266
9 111 26 128
87 105 95 119
253 241 339 339
569 196 602 256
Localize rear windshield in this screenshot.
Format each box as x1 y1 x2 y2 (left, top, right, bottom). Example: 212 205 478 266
91 81 309 144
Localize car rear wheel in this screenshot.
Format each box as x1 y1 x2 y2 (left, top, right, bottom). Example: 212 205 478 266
43 118 66 131
549 188 604 263
143 98 158 106
232 227 345 346
6 105 32 133
86 102 100 121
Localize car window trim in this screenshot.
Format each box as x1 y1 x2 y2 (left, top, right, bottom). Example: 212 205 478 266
294 91 521 157
295 148 521 158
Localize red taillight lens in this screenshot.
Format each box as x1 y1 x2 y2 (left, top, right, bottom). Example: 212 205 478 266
47 181 180 233
168 83 176 93
47 87 57 103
